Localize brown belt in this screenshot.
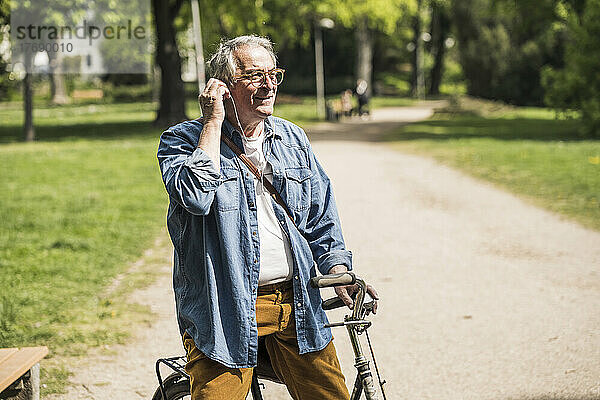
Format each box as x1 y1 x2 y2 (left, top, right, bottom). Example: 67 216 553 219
257 279 293 294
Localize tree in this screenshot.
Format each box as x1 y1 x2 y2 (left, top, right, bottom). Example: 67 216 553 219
149 0 417 124
9 0 43 141
9 0 88 140
355 16 373 97
47 50 69 104
0 0 6 30
43 2 87 105
152 0 187 127
96 0 151 87
542 0 600 137
150 0 318 126
316 0 416 98
428 0 451 95
23 56 34 141
451 0 566 106
410 0 425 98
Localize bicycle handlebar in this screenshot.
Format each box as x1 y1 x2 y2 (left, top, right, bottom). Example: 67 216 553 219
322 296 346 310
309 272 356 288
312 273 372 322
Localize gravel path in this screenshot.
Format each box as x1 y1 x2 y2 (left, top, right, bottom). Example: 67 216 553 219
50 106 600 399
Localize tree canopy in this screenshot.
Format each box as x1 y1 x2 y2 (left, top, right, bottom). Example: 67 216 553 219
1 0 599 134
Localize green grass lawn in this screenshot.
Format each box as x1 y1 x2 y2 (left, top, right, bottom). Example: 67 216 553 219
0 100 167 394
385 105 600 231
0 136 168 395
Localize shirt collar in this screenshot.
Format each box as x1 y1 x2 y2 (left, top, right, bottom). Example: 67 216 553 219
264 116 282 139
223 116 282 140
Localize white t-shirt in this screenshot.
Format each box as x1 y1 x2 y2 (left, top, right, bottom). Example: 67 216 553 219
241 132 294 285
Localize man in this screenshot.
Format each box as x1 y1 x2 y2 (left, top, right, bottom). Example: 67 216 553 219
157 35 378 399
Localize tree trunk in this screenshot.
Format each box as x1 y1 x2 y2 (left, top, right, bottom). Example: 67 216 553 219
23 73 35 142
411 0 425 99
152 0 187 127
428 2 450 96
410 16 418 97
23 54 35 142
355 17 373 98
48 47 70 104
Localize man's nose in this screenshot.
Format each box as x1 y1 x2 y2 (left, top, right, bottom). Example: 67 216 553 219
262 74 276 89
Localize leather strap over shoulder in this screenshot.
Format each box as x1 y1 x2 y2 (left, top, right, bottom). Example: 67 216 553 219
195 116 299 228
220 132 298 227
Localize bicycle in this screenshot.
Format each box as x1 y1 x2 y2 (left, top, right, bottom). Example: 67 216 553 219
152 272 387 400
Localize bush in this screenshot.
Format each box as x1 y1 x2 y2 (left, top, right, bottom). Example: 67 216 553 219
452 0 565 106
542 0 600 137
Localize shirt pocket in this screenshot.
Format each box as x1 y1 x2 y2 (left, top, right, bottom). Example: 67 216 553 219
215 167 240 211
284 166 312 212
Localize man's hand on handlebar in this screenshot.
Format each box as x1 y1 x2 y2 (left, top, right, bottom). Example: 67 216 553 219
328 265 379 314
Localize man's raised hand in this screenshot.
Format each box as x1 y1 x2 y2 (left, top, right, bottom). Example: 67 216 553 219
199 78 230 124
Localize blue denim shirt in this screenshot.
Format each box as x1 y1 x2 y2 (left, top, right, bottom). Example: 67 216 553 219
157 116 352 368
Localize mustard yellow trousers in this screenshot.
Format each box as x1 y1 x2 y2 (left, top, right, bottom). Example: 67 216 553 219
183 281 349 399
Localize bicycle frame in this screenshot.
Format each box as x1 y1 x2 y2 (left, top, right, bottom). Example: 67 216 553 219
320 275 387 400
153 272 386 400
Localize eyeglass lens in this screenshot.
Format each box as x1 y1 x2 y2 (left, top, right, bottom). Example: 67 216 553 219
250 70 284 86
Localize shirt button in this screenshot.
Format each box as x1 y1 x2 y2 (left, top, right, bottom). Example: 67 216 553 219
297 302 302 308
294 275 299 280
252 231 257 236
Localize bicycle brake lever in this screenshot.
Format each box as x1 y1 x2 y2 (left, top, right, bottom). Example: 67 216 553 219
362 291 376 315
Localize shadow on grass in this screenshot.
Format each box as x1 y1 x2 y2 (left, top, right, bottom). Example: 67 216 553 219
1 110 593 145
306 120 406 142
0 121 164 143
383 115 593 143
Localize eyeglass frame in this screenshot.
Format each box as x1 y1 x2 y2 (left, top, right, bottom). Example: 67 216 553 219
232 68 285 87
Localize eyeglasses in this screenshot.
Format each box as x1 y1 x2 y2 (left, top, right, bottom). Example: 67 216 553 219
234 68 285 87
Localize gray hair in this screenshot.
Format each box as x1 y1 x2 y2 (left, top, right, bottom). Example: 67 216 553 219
208 35 277 85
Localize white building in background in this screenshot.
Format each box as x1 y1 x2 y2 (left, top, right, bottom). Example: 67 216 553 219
60 34 105 75
10 0 151 77
10 36 105 76
9 28 105 75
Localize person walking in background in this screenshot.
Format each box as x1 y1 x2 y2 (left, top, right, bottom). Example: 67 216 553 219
157 35 378 400
355 78 370 118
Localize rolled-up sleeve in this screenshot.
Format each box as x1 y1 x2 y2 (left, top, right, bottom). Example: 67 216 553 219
302 140 353 275
157 124 221 215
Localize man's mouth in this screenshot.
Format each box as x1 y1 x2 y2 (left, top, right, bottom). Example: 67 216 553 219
253 93 274 102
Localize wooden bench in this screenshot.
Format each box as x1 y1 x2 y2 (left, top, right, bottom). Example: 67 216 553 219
0 347 48 400
71 89 104 100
